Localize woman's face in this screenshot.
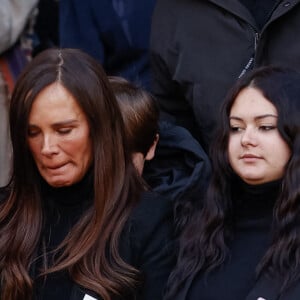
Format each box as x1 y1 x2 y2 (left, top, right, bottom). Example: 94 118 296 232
228 87 291 185
27 83 93 187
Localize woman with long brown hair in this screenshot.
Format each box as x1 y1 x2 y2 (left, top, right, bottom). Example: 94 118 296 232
0 48 174 300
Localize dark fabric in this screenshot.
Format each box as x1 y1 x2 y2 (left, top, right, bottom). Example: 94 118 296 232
150 0 300 152
0 176 174 300
143 121 211 233
60 0 157 90
71 189 175 300
34 173 93 300
239 0 280 29
143 121 211 203
173 180 283 300
33 0 59 55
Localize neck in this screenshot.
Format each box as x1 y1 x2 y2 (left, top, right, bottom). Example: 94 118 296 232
41 170 94 208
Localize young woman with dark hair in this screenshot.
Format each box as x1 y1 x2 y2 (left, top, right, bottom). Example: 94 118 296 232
165 66 300 300
0 48 174 300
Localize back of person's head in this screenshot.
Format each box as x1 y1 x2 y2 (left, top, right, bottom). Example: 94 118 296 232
109 76 159 173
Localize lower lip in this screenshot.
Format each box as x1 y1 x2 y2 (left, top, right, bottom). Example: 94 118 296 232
46 164 69 173
241 157 261 163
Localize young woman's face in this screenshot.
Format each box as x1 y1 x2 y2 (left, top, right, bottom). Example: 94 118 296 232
27 83 93 187
228 87 291 185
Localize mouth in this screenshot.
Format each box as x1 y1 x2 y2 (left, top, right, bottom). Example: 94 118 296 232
44 163 68 170
240 154 262 161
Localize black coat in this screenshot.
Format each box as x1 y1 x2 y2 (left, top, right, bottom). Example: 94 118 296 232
0 188 175 300
70 191 175 300
151 0 300 151
173 275 300 300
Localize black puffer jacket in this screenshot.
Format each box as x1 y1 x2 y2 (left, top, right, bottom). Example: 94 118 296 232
150 0 300 151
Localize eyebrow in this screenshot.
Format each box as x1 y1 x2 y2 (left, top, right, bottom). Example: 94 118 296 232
28 119 80 127
229 114 278 121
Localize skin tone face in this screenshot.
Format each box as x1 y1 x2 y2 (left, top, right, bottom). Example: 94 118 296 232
27 82 93 187
228 87 291 185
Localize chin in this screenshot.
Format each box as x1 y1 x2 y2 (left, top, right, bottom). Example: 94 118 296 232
239 173 264 185
45 177 74 188
241 176 266 185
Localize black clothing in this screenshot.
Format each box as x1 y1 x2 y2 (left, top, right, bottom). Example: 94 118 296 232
143 121 211 234
150 0 300 152
0 175 174 300
33 0 59 55
34 174 93 300
185 180 278 300
144 121 211 202
171 180 287 300
239 0 280 29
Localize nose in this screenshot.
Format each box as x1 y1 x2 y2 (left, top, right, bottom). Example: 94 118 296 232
41 134 59 156
241 127 258 147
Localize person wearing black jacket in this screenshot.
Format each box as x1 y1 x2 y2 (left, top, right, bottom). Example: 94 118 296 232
164 66 300 300
0 48 174 300
150 0 300 152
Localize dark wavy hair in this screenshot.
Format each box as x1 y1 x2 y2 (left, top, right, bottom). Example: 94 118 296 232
109 76 159 156
0 48 144 300
165 66 300 298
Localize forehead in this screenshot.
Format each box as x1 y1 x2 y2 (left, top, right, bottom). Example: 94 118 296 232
29 83 85 122
230 87 277 117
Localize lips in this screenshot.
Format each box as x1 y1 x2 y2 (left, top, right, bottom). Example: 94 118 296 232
240 153 262 162
241 154 261 159
44 162 68 170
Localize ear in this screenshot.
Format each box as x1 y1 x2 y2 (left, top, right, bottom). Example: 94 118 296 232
145 134 159 161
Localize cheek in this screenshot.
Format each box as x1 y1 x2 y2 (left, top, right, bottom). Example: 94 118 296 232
73 135 93 166
276 143 291 168
27 138 41 159
227 136 237 163
63 128 91 156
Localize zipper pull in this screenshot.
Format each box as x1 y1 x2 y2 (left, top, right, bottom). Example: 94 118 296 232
254 32 259 51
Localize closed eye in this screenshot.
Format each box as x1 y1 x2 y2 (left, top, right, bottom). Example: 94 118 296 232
27 127 41 137
57 127 73 135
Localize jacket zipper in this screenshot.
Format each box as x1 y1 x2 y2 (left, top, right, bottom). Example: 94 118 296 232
238 29 258 78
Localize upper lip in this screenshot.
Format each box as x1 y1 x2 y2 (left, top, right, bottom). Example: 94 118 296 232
44 163 67 169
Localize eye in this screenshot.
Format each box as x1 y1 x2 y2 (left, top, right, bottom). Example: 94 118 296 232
230 125 243 132
57 127 73 135
259 125 276 131
27 127 41 137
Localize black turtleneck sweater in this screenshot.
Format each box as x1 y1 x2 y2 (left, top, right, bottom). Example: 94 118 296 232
34 173 93 300
186 180 281 300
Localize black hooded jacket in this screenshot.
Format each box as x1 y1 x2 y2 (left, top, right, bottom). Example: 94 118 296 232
151 0 300 151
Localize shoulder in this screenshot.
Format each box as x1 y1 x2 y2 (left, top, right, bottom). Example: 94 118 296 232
124 190 174 251
130 190 173 227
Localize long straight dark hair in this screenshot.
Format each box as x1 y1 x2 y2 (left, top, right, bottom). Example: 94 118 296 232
165 66 300 298
0 48 144 300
